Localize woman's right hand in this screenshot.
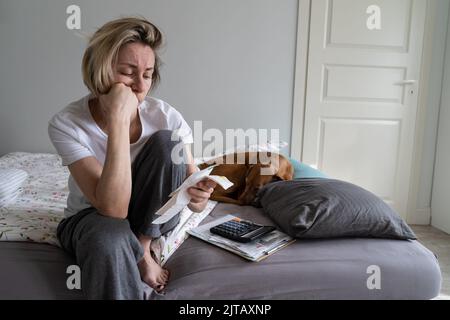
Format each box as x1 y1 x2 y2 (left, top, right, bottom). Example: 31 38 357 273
99 83 138 126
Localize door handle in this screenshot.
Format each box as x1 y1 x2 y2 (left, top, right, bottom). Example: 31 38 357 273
394 80 417 86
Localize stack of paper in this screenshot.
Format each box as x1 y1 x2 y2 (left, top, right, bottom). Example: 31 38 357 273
187 215 295 262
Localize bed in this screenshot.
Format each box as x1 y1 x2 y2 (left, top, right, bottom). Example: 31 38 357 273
0 152 442 300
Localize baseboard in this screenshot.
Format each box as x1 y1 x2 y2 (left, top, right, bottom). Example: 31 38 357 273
407 208 431 225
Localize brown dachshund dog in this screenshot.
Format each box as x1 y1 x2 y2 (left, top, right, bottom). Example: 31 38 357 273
198 152 294 206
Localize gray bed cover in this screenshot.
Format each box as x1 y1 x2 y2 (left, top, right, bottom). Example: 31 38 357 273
0 204 442 300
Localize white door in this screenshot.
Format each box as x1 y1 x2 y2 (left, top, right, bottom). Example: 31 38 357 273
302 0 426 219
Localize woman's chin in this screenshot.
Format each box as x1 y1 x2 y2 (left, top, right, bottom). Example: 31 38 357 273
137 96 147 105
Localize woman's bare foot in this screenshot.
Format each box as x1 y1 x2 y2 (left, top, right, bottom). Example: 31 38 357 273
137 235 169 292
138 251 169 292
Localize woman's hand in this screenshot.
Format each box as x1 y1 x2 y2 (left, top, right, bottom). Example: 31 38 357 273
187 179 217 213
99 83 138 126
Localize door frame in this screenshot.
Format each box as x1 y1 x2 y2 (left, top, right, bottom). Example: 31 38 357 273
290 0 436 225
291 0 311 163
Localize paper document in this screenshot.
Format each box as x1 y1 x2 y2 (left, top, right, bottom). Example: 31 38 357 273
152 166 233 225
187 215 295 262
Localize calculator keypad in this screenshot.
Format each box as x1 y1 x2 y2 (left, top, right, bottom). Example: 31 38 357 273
213 220 260 237
208 219 276 243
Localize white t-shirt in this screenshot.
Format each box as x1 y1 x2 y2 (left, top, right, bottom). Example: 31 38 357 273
48 94 193 218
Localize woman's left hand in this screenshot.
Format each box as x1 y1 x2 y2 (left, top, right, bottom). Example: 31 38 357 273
187 179 217 213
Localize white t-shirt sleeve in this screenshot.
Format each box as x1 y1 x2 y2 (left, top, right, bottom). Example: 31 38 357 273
167 105 194 145
48 114 93 166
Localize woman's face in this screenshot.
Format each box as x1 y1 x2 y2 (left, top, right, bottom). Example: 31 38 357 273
113 42 155 104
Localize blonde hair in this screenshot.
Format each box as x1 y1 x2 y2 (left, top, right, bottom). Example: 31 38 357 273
82 17 163 97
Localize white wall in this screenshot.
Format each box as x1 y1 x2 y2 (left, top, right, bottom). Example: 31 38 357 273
432 2 450 234
0 0 298 157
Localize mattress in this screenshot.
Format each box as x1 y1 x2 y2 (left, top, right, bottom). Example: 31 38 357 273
0 241 83 300
152 203 442 300
0 152 442 300
0 202 441 300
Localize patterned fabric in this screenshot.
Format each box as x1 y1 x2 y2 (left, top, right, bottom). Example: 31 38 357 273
0 152 217 263
0 153 68 245
155 200 217 266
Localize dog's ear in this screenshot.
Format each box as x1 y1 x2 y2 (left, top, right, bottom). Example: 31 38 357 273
275 160 294 181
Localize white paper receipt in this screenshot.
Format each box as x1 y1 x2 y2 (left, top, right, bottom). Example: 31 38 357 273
152 166 233 225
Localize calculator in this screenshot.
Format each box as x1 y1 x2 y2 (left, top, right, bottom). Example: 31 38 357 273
210 218 276 243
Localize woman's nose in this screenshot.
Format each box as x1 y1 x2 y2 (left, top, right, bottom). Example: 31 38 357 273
131 76 146 93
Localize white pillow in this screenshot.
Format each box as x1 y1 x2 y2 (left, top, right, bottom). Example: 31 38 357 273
0 168 28 207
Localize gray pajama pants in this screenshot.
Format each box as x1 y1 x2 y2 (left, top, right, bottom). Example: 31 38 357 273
57 130 187 300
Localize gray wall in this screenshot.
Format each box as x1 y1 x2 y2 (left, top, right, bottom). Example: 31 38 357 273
0 0 298 157
1 0 449 216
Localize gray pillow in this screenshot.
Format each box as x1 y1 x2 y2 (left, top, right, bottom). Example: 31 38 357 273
257 179 416 240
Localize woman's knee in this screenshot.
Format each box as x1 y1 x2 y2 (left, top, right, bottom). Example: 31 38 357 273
79 214 137 255
146 130 185 163
149 130 174 144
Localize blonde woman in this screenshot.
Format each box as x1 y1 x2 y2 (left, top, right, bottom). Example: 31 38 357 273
48 17 216 299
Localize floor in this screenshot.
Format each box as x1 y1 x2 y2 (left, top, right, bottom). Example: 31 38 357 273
411 225 450 300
